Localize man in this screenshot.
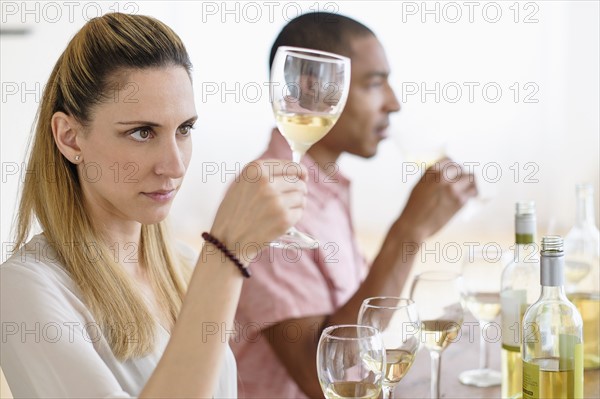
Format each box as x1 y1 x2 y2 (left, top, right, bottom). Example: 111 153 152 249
232 12 477 398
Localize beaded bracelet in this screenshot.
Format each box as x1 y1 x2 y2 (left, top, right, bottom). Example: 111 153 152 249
202 232 251 278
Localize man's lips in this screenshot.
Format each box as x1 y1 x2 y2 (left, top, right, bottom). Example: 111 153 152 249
376 125 390 139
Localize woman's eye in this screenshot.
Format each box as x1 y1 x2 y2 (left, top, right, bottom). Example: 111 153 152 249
179 124 195 136
130 128 152 141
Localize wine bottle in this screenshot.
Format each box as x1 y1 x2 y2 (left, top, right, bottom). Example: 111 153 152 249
522 236 583 399
500 201 540 398
564 183 600 370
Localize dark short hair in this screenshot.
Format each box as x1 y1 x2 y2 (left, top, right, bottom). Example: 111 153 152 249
269 12 374 70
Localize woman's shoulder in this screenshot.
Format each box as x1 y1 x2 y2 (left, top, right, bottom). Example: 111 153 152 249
0 234 89 323
1 233 74 289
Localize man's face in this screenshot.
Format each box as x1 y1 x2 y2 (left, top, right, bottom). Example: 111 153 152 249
317 35 400 158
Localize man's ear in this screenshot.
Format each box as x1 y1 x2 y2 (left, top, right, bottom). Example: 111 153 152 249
51 112 83 164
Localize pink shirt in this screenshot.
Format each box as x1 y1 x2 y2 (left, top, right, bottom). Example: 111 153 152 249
231 130 368 398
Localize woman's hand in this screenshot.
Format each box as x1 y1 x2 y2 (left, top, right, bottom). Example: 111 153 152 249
210 159 308 259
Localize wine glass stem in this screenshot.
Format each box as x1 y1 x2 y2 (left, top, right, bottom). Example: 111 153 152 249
292 150 303 164
383 385 394 399
430 351 441 399
479 321 489 369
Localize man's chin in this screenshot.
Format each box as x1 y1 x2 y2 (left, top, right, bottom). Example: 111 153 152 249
350 147 378 159
365 139 383 158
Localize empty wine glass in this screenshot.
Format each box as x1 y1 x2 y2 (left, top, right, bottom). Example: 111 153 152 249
459 248 503 387
270 46 351 248
410 271 464 399
358 297 420 399
317 325 385 399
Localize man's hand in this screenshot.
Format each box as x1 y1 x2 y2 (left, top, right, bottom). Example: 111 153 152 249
395 157 478 242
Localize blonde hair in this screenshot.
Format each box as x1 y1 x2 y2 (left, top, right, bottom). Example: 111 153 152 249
15 13 193 360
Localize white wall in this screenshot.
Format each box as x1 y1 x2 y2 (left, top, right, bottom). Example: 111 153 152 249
2 1 599 260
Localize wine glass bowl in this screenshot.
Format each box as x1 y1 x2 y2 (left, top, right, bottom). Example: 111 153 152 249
317 325 385 399
270 46 351 248
409 271 464 399
357 297 420 399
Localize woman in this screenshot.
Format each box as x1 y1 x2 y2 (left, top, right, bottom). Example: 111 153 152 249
0 13 307 398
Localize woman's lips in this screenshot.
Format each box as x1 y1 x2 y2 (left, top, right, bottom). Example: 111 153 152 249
142 189 176 202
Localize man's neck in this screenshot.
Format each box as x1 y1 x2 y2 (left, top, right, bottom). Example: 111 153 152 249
307 143 341 168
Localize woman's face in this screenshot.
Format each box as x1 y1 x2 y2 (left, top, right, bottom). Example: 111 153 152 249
76 66 197 227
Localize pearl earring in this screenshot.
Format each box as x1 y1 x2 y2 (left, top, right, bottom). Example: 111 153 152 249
74 155 80 162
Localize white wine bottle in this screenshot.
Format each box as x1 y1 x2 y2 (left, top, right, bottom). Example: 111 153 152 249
522 236 583 399
564 183 600 370
500 201 540 398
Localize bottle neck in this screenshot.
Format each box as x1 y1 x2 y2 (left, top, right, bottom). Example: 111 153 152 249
540 252 564 286
516 234 535 245
515 214 536 244
576 190 596 227
540 285 567 300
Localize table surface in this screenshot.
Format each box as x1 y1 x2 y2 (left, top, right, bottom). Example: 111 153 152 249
395 316 600 398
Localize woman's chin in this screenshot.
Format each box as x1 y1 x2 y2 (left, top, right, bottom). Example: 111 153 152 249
137 208 172 225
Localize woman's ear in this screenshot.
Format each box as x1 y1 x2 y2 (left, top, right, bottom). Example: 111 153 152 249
51 112 83 164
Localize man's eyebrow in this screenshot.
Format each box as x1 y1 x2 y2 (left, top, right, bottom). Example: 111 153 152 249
364 71 390 79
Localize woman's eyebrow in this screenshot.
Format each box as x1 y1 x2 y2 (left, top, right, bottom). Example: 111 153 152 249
115 120 161 127
115 116 198 127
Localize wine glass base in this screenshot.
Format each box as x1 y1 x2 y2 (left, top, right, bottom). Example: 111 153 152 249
270 227 319 249
458 368 501 387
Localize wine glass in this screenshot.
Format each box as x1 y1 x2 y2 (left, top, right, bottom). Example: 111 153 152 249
317 325 385 399
394 131 496 222
409 271 464 399
395 131 448 170
357 297 420 399
270 46 351 248
458 248 503 387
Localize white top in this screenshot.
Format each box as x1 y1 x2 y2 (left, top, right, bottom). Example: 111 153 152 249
0 234 237 398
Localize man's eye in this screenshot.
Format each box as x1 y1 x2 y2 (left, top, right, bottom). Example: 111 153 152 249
368 80 384 88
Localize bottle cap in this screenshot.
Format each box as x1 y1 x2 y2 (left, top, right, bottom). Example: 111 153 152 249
540 236 564 286
575 183 593 197
515 201 536 237
516 201 535 215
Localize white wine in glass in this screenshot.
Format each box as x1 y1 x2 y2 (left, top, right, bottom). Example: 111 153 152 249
270 46 350 248
410 271 464 399
420 319 462 352
274 113 339 155
317 325 385 399
357 297 420 399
